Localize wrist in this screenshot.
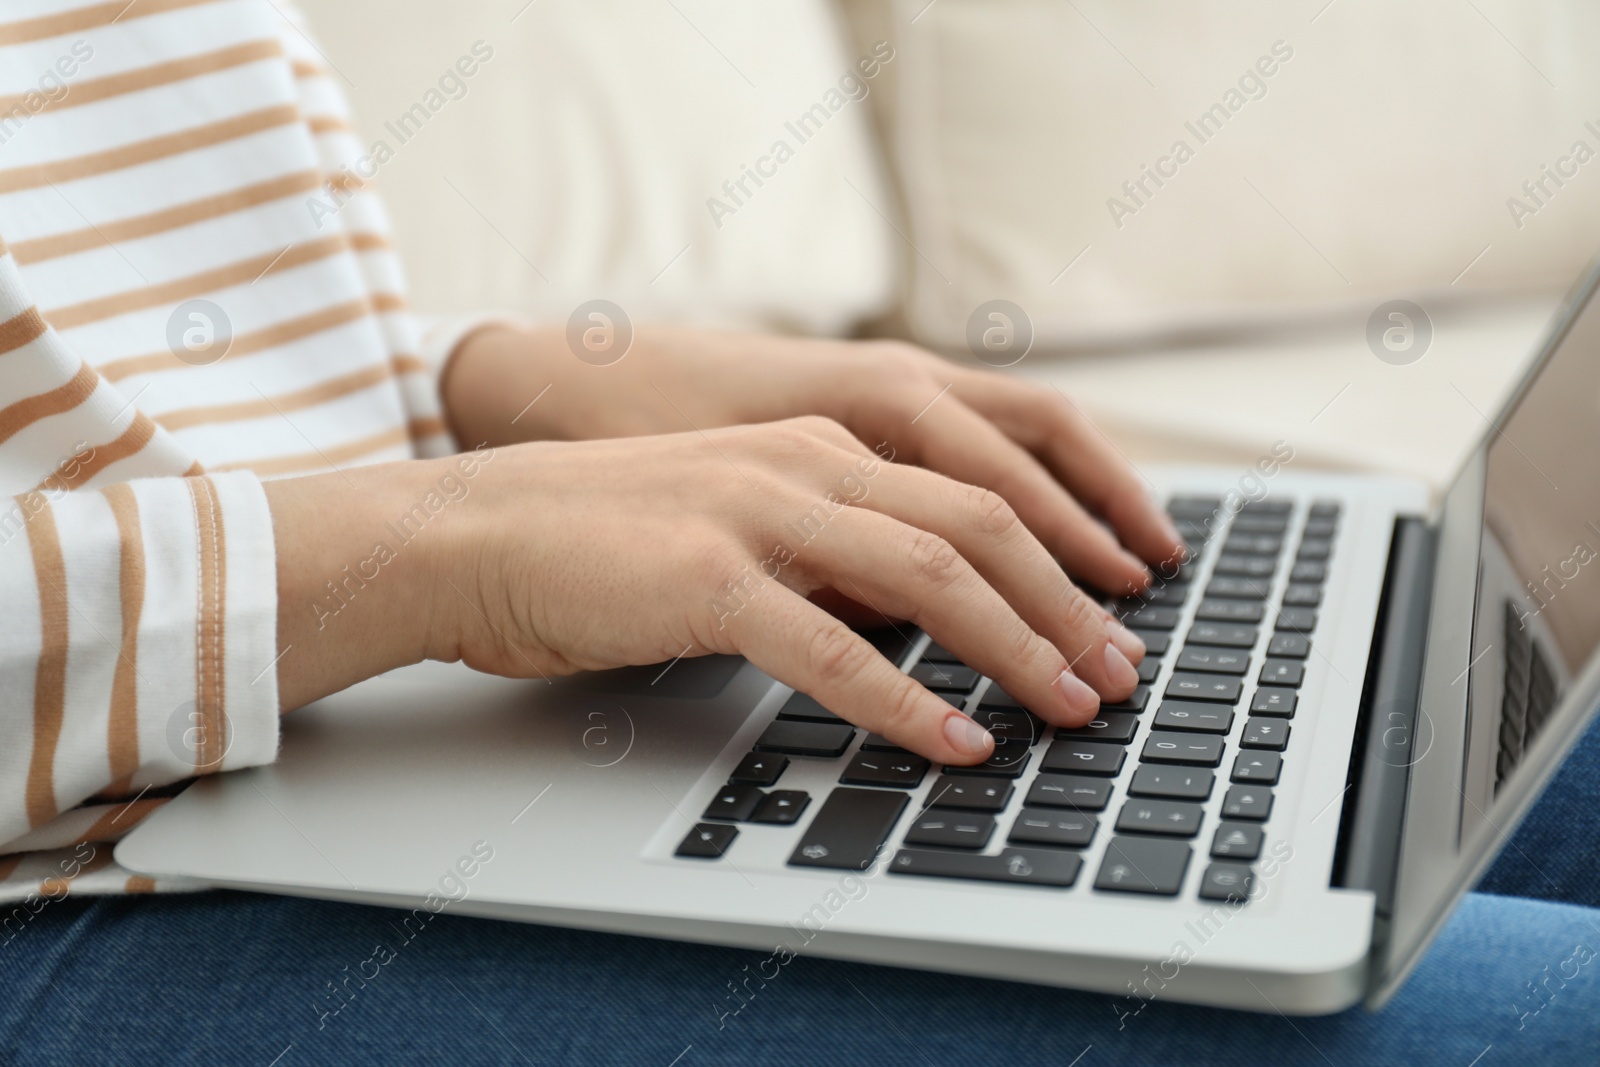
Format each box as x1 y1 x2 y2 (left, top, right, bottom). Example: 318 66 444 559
265 456 465 709
442 320 571 447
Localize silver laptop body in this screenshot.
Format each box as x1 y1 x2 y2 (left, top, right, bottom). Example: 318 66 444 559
118 262 1600 1015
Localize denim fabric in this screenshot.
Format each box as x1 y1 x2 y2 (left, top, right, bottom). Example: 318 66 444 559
1477 705 1600 908
3 889 1598 1066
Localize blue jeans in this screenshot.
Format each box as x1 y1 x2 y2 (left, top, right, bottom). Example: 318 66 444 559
7 720 1600 1066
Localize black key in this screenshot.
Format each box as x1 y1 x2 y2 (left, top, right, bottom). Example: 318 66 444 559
1103 686 1151 713
925 775 1013 812
1308 501 1341 519
1128 630 1170 656
1206 576 1272 601
1223 533 1282 556
755 720 856 757
943 742 1033 779
904 809 995 849
1165 672 1242 704
1095 837 1192 895
729 752 788 786
910 662 979 692
751 790 811 825
776 692 845 724
1241 718 1290 751
1195 599 1264 623
1230 514 1290 534
1141 731 1224 767
1214 554 1278 577
1187 622 1258 649
1297 539 1333 561
1260 659 1305 687
704 784 764 822
1128 765 1214 800
920 641 962 664
1115 798 1204 836
1054 711 1140 745
1251 687 1298 717
862 627 915 666
969 707 1042 745
1119 605 1179 631
1153 702 1233 734
1040 739 1126 777
1239 499 1293 515
976 686 1022 710
1222 785 1274 820
935 692 965 708
1009 808 1097 848
1117 584 1187 608
861 733 911 752
676 822 737 859
1026 773 1113 810
788 787 908 870
1176 647 1249 675
1267 633 1310 659
840 752 929 789
1137 657 1161 684
1290 560 1327 583
1211 822 1265 860
1283 584 1323 607
1276 607 1318 633
1198 863 1255 902
1232 752 1282 784
1303 517 1339 538
1167 496 1222 519
891 846 1082 887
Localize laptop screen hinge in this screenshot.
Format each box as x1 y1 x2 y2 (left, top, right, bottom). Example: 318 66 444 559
1331 516 1437 917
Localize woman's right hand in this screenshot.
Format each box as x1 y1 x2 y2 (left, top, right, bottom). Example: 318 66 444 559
266 417 1148 766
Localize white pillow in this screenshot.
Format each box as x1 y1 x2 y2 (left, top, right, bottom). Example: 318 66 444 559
303 0 898 335
837 0 1600 349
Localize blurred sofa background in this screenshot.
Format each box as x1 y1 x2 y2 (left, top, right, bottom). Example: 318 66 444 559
302 0 1600 491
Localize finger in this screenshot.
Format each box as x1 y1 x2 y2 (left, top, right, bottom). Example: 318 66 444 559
725 585 997 764
948 370 1186 569
793 507 1113 727
840 464 1143 700
894 394 1152 595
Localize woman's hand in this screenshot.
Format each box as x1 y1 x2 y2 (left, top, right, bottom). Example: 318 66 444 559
442 323 1184 597
265 419 1148 766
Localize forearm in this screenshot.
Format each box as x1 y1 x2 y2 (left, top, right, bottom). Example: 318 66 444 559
264 457 458 711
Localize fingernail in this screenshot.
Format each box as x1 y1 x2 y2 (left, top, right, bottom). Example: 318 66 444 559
1106 620 1146 662
1104 643 1140 690
1160 513 1185 547
943 713 994 757
1055 668 1099 716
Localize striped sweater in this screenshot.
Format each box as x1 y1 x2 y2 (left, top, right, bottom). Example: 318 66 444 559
0 0 482 907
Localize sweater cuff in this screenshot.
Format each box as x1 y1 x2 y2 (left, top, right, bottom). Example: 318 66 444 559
114 470 281 782
417 312 527 386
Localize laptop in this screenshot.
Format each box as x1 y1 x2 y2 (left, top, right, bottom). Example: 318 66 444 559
117 261 1600 1015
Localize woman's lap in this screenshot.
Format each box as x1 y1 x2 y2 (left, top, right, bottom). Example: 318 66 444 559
6 715 1597 1065
3 888 1598 1066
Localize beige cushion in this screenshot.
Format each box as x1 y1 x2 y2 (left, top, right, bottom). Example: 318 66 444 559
304 0 899 334
837 0 1600 349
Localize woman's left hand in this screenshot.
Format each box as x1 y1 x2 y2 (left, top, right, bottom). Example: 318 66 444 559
441 322 1184 595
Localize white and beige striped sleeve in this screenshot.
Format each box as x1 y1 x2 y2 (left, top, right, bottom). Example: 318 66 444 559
0 239 281 900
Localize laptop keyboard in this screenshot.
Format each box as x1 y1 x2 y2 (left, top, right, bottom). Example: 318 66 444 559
674 495 1340 905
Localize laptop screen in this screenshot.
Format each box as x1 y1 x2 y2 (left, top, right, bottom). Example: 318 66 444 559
1460 281 1600 832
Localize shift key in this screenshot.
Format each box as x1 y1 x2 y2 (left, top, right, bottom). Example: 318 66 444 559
788 787 909 871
